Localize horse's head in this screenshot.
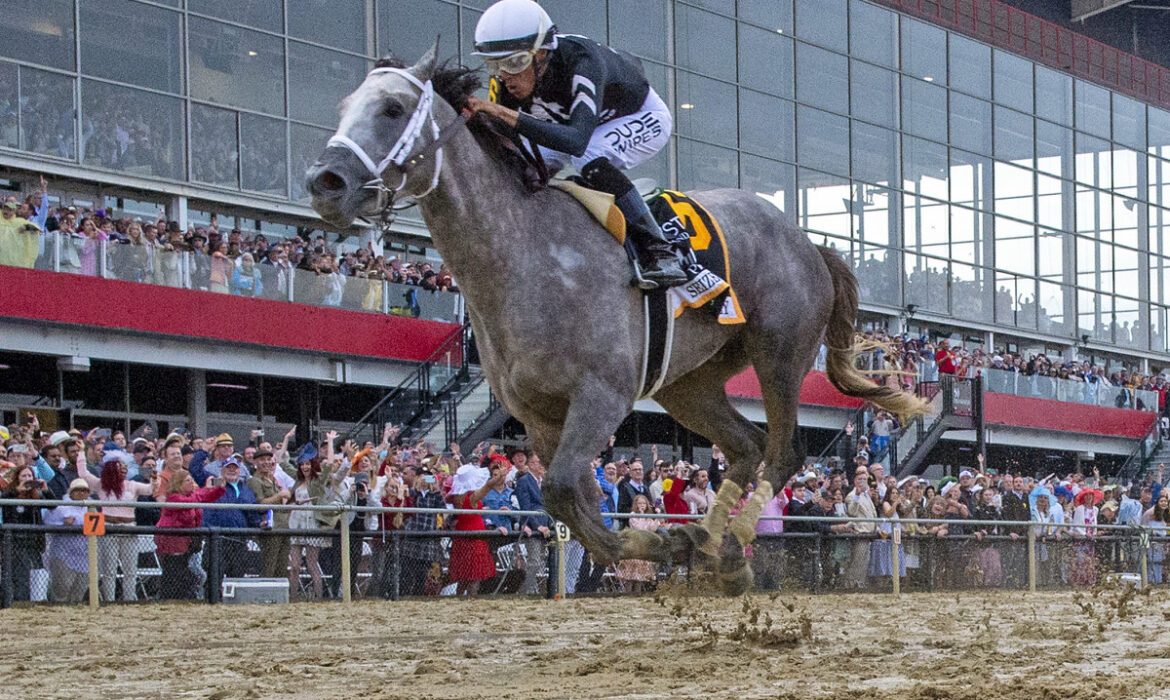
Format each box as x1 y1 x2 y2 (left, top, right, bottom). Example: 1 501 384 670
306 42 452 228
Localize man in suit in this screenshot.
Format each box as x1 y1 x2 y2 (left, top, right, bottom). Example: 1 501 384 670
616 459 648 528
999 473 1030 588
514 455 550 594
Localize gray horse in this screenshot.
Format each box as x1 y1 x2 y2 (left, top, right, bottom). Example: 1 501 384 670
306 44 926 594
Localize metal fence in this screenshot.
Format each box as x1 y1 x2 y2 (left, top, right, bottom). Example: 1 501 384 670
1 498 1162 607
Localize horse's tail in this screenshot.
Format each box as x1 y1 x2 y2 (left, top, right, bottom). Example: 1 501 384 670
817 246 930 420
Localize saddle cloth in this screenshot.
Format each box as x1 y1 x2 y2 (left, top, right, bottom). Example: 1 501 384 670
551 181 745 326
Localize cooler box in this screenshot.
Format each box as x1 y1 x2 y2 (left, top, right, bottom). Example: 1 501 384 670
222 578 289 604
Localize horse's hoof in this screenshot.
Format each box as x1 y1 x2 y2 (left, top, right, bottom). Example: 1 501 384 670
717 561 754 596
668 523 711 558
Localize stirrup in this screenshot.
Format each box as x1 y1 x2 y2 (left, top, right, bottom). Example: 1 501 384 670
630 261 662 291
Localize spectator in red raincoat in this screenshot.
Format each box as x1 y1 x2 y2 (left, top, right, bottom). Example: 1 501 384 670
155 468 224 600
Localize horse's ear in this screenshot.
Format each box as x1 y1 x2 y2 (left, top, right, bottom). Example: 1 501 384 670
412 37 441 81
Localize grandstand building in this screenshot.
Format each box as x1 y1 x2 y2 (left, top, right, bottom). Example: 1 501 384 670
1 1 1169 472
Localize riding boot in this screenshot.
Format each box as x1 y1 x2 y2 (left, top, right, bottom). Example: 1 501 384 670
578 156 688 289
613 188 689 289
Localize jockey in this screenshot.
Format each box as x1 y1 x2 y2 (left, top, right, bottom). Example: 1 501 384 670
464 0 687 289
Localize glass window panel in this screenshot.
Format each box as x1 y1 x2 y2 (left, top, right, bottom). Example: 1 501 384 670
676 5 735 81
1113 94 1146 151
190 104 238 188
1077 290 1112 342
997 273 1036 329
1036 119 1073 179
1077 236 1113 292
994 106 1033 167
678 138 738 190
994 218 1035 276
797 106 849 176
541 0 607 39
950 261 992 323
240 113 286 196
0 63 15 149
739 90 793 161
1035 66 1073 126
796 43 847 114
1150 159 1169 208
851 121 898 186
738 24 793 98
676 72 737 148
738 0 793 33
948 35 990 98
290 0 366 54
1152 305 1169 353
857 187 897 248
950 93 991 155
0 0 75 71
1037 174 1068 230
80 0 183 94
795 0 846 52
627 143 671 191
460 8 482 68
901 18 945 83
1115 295 1141 348
1151 207 1169 263
1075 80 1111 139
1150 107 1170 160
189 17 285 116
904 251 947 313
851 243 900 307
288 42 369 128
994 162 1034 222
903 194 948 258
740 154 796 216
687 0 734 13
1115 247 1140 297
993 49 1032 113
188 0 282 32
902 136 948 200
951 149 992 211
610 0 668 62
1076 187 1111 240
291 122 333 203
1114 194 1140 249
951 205 990 266
1038 280 1069 337
799 168 852 237
19 67 76 159
81 80 184 180
849 0 897 68
850 61 897 128
641 61 671 108
901 77 947 143
1112 148 1142 195
1037 228 1065 279
379 0 457 64
1075 133 1112 189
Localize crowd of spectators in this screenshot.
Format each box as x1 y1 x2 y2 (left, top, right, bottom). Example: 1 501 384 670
855 329 1167 413
0 176 458 310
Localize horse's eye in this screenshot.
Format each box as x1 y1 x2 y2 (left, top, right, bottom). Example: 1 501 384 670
383 100 404 119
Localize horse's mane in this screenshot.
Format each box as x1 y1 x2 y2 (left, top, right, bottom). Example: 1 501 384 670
374 55 546 191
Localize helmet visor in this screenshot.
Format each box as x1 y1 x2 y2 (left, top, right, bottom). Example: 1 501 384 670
485 50 535 78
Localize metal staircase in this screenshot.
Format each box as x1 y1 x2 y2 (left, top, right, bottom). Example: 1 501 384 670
892 375 983 477
1116 417 1164 482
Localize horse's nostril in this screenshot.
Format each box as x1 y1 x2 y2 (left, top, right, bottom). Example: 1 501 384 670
314 169 347 193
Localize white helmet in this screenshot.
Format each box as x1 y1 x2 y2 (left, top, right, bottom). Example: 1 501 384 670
473 0 557 57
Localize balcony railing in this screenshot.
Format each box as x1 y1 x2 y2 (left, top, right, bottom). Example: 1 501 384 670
981 366 1158 411
875 0 1170 110
16 232 464 324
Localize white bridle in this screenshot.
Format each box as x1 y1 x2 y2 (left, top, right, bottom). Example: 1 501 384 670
326 67 445 209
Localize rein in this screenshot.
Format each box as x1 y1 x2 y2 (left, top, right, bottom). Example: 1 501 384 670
326 67 466 213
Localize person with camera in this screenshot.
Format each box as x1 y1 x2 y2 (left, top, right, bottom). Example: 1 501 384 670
155 469 225 600
247 449 292 579
1 462 53 601
400 468 445 596
203 457 261 586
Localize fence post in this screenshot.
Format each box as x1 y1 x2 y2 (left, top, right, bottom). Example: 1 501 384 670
389 531 401 601
813 532 823 594
340 514 352 603
891 523 901 597
87 507 99 610
1 529 13 609
206 530 222 604
1140 529 1150 589
545 537 557 600
555 529 566 599
1027 525 1037 593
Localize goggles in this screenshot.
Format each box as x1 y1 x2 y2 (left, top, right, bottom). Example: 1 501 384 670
485 50 535 78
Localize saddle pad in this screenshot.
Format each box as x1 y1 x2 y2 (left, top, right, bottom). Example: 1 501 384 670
549 179 626 244
650 191 746 326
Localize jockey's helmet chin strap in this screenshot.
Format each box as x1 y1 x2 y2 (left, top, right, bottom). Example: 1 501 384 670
326 67 457 213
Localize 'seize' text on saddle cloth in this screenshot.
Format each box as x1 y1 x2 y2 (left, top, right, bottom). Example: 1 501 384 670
549 181 746 326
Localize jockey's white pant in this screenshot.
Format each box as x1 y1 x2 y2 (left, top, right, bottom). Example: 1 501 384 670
538 87 673 175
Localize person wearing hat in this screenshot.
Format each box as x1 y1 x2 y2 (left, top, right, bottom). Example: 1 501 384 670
446 461 507 597
42 479 93 603
203 457 260 585
192 433 250 486
247 448 292 579
76 449 155 601
1070 488 1102 586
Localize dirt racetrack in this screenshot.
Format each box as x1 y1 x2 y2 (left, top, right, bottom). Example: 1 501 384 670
6 586 1170 699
